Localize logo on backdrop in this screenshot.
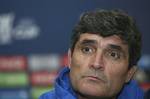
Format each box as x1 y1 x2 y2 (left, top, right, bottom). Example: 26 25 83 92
0 13 40 45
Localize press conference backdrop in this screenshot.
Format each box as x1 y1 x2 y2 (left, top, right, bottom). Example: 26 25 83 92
0 0 150 99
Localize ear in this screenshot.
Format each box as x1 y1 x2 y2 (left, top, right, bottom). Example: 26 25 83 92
68 49 72 68
125 66 137 83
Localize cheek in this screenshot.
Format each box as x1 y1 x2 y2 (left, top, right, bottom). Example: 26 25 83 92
71 52 91 69
106 59 129 80
70 53 92 87
108 64 128 78
70 54 84 77
69 57 84 90
106 62 129 91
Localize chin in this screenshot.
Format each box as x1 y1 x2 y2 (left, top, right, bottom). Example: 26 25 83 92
78 84 108 97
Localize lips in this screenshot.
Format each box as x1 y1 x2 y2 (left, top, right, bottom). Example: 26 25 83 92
86 76 100 80
83 75 106 83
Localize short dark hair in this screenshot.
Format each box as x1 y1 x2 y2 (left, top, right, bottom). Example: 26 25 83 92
70 9 142 68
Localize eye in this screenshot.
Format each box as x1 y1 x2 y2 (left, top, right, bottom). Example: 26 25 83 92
108 50 120 60
81 46 95 54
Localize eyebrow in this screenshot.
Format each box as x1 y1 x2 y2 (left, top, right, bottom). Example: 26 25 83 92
108 44 123 51
79 39 98 46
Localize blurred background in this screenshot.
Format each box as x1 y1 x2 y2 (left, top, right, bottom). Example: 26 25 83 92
0 0 150 99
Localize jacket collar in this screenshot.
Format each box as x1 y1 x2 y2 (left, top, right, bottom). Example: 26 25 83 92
55 67 77 99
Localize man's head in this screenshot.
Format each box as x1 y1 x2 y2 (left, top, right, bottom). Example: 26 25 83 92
68 9 141 99
70 9 141 68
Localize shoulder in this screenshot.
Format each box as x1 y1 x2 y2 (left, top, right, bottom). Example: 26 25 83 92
39 90 55 99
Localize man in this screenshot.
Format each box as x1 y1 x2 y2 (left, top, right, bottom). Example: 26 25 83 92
40 9 144 99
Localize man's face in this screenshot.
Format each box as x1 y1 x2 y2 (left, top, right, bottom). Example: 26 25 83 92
69 33 136 99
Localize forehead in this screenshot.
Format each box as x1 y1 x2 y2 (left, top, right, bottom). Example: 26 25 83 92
77 33 128 49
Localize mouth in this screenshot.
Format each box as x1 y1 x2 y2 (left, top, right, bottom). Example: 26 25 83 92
84 76 106 83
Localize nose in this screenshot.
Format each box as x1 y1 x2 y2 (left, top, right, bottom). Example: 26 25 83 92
90 51 104 70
